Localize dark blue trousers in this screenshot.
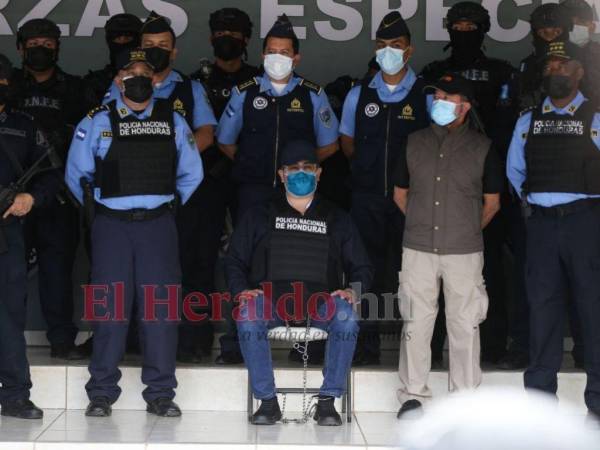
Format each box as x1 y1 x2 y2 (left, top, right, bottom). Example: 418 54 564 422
524 204 600 413
350 192 404 358
25 200 79 345
0 222 32 405
85 212 181 404
177 177 228 355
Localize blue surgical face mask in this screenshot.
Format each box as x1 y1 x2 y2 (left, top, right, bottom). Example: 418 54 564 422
431 99 459 126
285 170 317 198
375 46 406 75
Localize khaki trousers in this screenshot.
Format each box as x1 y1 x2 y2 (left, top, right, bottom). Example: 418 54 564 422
397 248 489 404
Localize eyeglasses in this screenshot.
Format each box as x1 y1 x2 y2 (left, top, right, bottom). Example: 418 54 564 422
283 162 319 173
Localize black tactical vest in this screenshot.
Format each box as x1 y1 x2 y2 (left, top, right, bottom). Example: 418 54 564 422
167 71 195 130
96 99 177 199
353 76 429 196
525 100 600 194
250 198 342 308
235 77 318 186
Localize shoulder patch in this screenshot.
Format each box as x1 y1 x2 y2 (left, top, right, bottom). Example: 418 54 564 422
86 104 109 119
299 78 323 95
519 106 535 117
235 77 258 94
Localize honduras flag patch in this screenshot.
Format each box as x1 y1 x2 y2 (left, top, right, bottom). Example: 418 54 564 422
76 128 87 141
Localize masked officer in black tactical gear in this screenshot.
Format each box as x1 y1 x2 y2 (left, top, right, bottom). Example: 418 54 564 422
420 2 518 367
0 54 60 420
181 7 260 365
10 18 94 360
84 13 143 106
560 0 600 105
518 3 573 111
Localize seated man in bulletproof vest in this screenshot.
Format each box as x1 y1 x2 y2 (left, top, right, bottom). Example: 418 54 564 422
224 140 372 426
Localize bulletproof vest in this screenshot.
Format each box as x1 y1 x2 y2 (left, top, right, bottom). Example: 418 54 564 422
167 71 195 130
84 65 116 106
10 68 80 162
353 76 429 196
193 62 259 119
191 62 259 173
0 109 36 187
96 99 177 199
235 78 317 186
524 100 600 194
250 198 342 310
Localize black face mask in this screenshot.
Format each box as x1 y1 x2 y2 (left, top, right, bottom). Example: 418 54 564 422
0 85 8 105
543 75 574 99
144 47 171 72
123 76 153 103
108 41 138 68
24 46 57 72
448 29 485 63
212 35 245 61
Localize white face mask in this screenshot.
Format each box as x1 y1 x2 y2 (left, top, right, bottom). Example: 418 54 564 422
570 24 591 47
263 53 294 81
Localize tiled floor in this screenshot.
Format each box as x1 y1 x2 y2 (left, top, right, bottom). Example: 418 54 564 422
1 409 598 450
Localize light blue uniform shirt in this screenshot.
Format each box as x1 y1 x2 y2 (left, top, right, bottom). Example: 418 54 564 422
104 70 217 130
216 75 339 147
506 92 600 207
65 96 203 210
339 68 433 138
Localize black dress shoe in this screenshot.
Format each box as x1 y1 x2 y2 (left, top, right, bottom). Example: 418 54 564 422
177 350 202 364
85 397 112 417
397 400 423 419
313 396 342 426
74 337 94 357
352 349 380 367
1 399 43 419
251 397 282 425
66 345 88 361
146 398 182 417
50 342 76 359
497 352 529 370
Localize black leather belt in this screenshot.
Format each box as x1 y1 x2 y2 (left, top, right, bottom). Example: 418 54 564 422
96 202 173 221
531 198 600 218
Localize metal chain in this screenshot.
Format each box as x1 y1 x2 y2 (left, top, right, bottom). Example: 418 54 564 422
280 318 317 424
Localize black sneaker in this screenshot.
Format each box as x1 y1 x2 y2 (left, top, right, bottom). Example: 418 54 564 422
146 398 182 417
85 397 112 417
313 396 342 426
251 397 282 425
397 399 423 419
1 399 43 419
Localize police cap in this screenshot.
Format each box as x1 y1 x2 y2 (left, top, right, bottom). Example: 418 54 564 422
425 73 476 103
560 0 596 22
376 12 411 40
530 3 572 31
265 14 299 53
280 140 318 167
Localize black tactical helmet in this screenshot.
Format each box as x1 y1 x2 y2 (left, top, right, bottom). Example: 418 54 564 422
530 3 573 31
105 13 143 43
446 2 491 33
17 18 60 47
209 8 253 39
560 0 595 22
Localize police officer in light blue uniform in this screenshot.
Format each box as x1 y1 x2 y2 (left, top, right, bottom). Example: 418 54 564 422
65 49 203 418
100 11 217 364
216 14 339 223
507 41 600 420
339 12 430 366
